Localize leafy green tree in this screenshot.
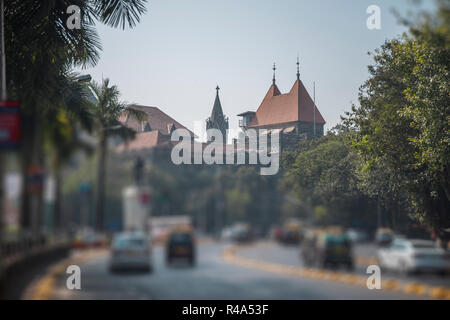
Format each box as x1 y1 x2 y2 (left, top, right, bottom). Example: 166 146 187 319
225 187 251 221
347 1 450 242
281 133 377 229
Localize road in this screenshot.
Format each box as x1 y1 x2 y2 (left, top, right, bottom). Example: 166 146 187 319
46 241 434 300
239 241 450 288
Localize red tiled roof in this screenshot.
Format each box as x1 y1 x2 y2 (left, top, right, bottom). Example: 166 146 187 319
117 130 169 152
249 80 325 127
119 105 195 136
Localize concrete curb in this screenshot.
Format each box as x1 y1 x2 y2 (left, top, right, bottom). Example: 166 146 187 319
23 249 108 300
222 245 450 300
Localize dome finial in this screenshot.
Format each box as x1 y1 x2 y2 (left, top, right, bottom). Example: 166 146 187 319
296 55 300 80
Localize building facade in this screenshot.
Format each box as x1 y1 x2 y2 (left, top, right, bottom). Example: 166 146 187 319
238 62 325 151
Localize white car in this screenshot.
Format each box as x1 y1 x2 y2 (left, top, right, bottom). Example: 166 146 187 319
109 231 152 273
378 239 450 274
346 229 369 243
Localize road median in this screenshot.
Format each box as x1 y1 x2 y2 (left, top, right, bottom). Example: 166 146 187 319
222 244 450 300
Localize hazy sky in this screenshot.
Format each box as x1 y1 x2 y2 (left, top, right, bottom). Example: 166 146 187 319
80 0 436 139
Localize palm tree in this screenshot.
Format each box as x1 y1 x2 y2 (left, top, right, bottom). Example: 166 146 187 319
89 78 145 231
45 73 95 232
2 0 148 237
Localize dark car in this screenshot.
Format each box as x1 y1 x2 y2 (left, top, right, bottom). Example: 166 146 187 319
231 223 253 243
166 231 196 265
279 222 303 245
282 229 302 245
301 229 354 270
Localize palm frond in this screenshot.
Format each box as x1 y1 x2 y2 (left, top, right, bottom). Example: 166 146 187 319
106 120 137 141
125 106 147 122
92 0 148 29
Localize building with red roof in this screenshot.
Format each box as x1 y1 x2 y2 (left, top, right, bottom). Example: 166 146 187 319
238 61 325 150
117 105 194 153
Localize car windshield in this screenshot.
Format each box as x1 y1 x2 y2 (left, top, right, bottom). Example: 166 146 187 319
114 236 147 249
170 233 192 244
324 235 349 246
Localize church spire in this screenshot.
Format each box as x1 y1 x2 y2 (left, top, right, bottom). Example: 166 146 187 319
207 85 229 144
272 62 276 85
210 85 223 122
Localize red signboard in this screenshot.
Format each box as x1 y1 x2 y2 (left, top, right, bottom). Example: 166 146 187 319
0 100 20 149
139 192 152 204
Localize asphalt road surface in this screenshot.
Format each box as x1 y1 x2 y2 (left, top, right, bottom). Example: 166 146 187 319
49 241 430 300
238 241 450 288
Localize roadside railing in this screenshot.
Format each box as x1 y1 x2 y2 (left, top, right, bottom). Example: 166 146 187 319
0 233 71 279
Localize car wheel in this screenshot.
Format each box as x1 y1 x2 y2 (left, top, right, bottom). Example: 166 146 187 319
408 269 420 276
399 260 409 274
437 270 447 277
346 262 355 271
144 265 153 273
378 262 388 274
378 257 387 271
109 266 118 274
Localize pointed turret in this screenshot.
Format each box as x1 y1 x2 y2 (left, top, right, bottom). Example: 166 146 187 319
210 86 224 123
247 61 325 130
206 85 229 144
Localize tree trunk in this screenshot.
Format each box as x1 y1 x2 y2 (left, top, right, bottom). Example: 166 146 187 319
20 115 34 232
20 113 44 238
53 165 62 232
95 128 107 232
377 199 382 229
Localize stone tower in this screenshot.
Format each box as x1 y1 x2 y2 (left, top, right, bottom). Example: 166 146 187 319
206 86 229 144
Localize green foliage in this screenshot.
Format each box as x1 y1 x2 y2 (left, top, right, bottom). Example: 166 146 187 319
346 1 450 237
281 133 377 229
3 0 148 232
225 188 251 220
89 78 146 140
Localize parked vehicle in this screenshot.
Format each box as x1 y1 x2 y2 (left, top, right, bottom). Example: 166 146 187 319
269 226 284 242
375 228 394 247
301 228 354 270
280 222 303 245
73 228 107 249
166 228 196 266
229 223 253 243
221 227 234 241
378 239 450 274
346 229 370 243
109 231 152 272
